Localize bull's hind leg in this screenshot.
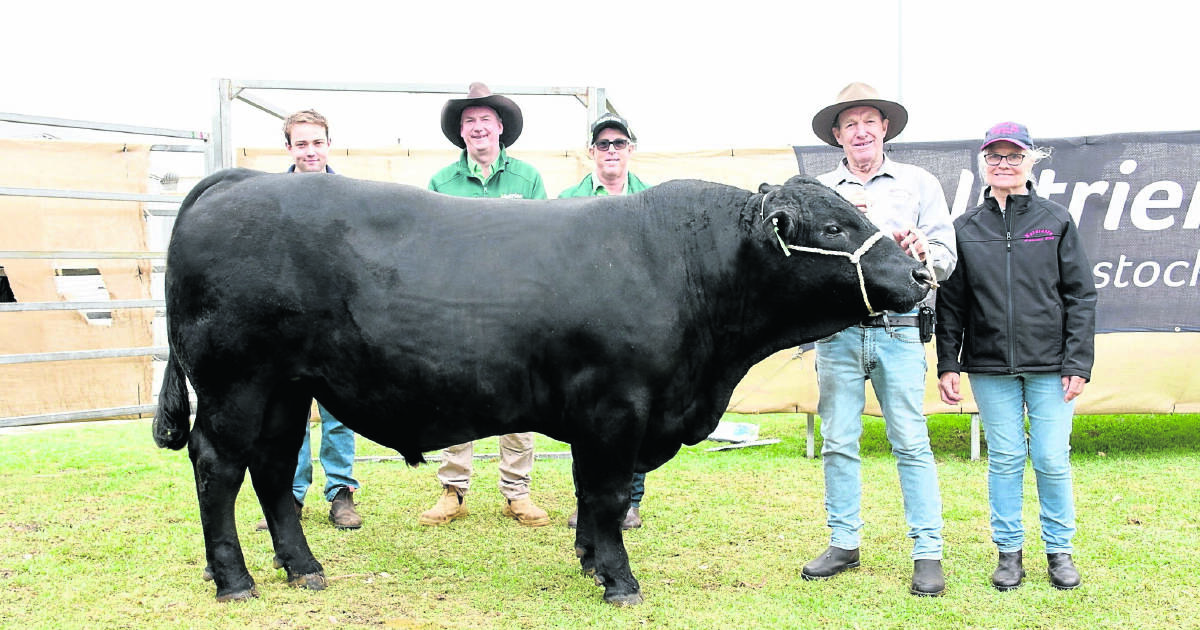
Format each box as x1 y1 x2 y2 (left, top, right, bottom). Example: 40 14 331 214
571 447 643 606
249 383 325 591
188 418 258 601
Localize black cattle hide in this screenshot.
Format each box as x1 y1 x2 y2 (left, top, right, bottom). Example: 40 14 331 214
153 169 931 605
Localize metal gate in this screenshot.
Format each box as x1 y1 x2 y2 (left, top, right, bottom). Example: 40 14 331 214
0 113 209 428
1 81 614 429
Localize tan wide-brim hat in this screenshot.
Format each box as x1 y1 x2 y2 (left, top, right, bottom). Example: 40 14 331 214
440 82 524 149
811 82 908 147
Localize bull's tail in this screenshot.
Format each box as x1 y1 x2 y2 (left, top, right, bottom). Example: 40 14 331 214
152 350 191 450
152 168 264 450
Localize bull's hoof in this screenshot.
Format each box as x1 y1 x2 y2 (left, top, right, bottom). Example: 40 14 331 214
273 555 283 569
604 590 644 607
215 587 259 602
202 565 213 581
288 572 327 591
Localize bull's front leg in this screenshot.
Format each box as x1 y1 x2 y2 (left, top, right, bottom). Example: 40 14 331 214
189 427 257 601
571 448 643 606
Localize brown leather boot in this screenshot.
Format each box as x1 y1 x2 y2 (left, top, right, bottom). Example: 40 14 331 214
418 487 468 526
255 498 303 531
622 506 643 530
502 497 550 527
329 486 362 530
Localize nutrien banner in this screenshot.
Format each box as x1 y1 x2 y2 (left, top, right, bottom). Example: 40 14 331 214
795 131 1200 333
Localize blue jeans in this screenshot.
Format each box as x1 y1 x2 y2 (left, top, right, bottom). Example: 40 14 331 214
630 472 646 508
293 404 359 504
969 372 1076 554
573 472 647 507
816 324 943 559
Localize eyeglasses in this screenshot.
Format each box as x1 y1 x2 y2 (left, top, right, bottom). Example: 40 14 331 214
984 153 1026 166
593 138 631 151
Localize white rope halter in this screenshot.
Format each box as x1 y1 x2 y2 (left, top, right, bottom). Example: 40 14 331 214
760 190 894 317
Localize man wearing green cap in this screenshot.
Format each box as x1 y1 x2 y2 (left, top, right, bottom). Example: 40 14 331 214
560 112 651 530
558 113 651 199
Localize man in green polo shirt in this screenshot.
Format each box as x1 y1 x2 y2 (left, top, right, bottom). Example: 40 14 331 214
559 113 650 198
420 82 550 529
428 82 546 199
560 113 652 530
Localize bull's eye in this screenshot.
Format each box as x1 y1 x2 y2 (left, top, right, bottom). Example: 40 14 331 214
823 224 843 237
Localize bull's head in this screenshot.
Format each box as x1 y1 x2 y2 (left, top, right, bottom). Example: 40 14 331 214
757 175 933 316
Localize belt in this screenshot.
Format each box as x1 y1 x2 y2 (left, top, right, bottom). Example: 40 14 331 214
859 314 919 328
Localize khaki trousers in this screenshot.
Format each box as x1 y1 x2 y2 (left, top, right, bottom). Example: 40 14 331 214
436 432 534 500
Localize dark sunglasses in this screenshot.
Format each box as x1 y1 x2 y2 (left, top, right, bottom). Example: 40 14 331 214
593 138 631 151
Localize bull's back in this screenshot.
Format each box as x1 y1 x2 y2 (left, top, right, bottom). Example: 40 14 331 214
168 175 747 431
167 172 674 371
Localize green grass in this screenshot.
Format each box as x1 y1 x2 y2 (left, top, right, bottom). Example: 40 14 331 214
1 413 1198 629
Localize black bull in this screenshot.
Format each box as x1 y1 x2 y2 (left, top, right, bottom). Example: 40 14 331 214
152 169 931 605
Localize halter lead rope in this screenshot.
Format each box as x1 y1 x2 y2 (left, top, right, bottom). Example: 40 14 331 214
761 190 908 317
777 224 889 316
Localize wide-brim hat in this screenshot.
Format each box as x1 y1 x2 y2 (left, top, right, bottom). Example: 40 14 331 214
440 82 524 149
811 82 908 147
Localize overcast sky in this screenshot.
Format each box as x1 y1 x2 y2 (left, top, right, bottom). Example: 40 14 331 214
4 1 1196 152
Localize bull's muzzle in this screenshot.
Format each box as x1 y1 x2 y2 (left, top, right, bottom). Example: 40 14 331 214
913 265 936 289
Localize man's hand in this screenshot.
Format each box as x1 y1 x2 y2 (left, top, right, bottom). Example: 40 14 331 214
938 371 962 405
1063 375 1087 402
840 187 870 213
894 227 929 262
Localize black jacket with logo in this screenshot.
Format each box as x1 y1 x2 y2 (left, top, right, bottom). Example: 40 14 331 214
935 185 1097 380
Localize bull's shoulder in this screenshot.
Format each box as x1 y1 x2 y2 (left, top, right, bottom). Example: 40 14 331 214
638 179 755 221
649 178 742 194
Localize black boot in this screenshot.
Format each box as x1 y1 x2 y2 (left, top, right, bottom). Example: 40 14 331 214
1047 553 1081 590
910 559 946 597
801 546 860 580
991 550 1025 591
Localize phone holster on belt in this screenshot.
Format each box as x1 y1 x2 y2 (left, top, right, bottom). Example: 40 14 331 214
918 305 936 343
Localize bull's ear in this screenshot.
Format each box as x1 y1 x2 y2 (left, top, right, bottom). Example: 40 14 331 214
758 183 782 194
764 208 800 242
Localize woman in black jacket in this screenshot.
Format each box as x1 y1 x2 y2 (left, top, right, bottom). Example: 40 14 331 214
935 122 1097 592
